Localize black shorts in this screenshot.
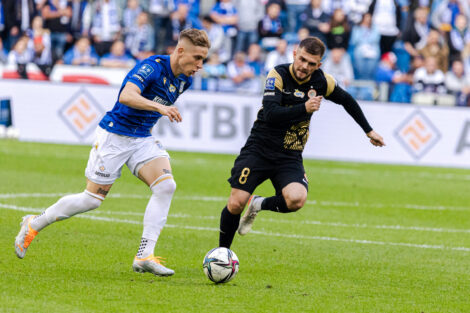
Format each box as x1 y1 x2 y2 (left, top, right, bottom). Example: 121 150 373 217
228 147 308 195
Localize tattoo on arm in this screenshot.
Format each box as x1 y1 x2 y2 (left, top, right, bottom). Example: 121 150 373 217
97 188 109 196
163 169 172 174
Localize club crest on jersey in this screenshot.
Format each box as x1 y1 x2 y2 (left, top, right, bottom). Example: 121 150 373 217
265 77 275 90
294 89 305 98
308 89 317 98
169 84 176 93
179 81 185 93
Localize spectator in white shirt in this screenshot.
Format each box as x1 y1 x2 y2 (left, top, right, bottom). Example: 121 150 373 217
90 0 122 56
445 59 470 105
322 47 353 88
264 39 293 73
227 51 259 92
413 56 446 94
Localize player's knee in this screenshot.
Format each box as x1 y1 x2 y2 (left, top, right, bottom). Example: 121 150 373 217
227 198 244 215
151 175 176 196
285 195 306 211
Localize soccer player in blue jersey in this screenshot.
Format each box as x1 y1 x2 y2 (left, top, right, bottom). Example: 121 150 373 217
14 29 210 277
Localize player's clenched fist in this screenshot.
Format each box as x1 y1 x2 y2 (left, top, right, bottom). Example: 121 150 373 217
161 106 182 123
305 96 323 113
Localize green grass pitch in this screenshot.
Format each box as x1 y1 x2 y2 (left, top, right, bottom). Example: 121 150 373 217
1 140 469 312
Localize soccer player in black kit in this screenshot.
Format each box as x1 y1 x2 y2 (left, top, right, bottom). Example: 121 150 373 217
218 37 386 249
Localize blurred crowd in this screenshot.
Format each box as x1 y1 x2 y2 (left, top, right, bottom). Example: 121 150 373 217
1 0 470 106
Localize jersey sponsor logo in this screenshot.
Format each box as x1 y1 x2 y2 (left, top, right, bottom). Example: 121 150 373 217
294 89 304 98
264 91 275 96
152 95 171 106
265 77 275 90
94 171 110 177
137 64 154 79
169 84 176 93
132 74 144 83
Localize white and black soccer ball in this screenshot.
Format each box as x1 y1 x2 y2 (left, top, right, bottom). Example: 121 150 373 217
203 247 239 283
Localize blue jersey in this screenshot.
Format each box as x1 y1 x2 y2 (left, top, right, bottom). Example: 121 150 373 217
99 55 192 137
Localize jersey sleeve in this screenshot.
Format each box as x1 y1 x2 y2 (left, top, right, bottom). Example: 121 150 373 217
324 73 336 97
261 68 307 123
262 68 283 101
128 60 161 92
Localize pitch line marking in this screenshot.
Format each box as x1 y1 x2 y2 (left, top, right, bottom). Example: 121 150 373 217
1 192 468 212
2 202 470 253
1 202 469 234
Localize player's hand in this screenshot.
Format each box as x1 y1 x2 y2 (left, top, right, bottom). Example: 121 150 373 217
367 130 385 147
161 105 182 123
305 96 322 113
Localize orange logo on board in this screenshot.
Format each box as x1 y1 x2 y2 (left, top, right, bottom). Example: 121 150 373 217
395 110 440 159
59 89 103 140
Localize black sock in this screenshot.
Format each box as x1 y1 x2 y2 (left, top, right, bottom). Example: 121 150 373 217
219 206 241 248
261 195 291 213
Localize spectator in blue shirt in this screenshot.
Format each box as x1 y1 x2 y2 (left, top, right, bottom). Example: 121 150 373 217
203 52 227 78
125 11 155 60
90 0 122 56
100 40 136 68
246 43 264 75
210 0 238 58
63 36 99 66
122 0 142 39
170 3 202 44
350 13 380 80
300 0 330 44
258 2 284 50
41 0 72 63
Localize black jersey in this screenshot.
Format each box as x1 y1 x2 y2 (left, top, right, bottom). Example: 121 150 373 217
245 63 336 157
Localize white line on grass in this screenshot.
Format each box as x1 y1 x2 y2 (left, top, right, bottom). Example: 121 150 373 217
1 192 468 212
2 202 470 253
2 193 470 232
3 202 469 235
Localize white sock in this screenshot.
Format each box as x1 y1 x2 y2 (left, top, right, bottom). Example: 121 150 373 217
30 190 103 231
138 174 176 257
136 238 157 258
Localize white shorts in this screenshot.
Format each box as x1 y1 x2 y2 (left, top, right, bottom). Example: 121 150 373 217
85 127 170 185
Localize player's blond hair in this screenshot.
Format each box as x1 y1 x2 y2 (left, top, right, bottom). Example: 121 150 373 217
179 29 211 49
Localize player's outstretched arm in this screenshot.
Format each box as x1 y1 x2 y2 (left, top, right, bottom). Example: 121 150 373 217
119 82 182 122
326 85 385 147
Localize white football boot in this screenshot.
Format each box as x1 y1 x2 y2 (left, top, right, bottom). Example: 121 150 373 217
238 195 263 236
132 255 175 276
15 215 38 259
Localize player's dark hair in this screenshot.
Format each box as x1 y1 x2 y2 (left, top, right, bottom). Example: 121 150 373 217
179 29 211 49
298 37 326 57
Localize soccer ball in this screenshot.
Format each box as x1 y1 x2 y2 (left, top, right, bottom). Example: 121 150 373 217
203 247 239 283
